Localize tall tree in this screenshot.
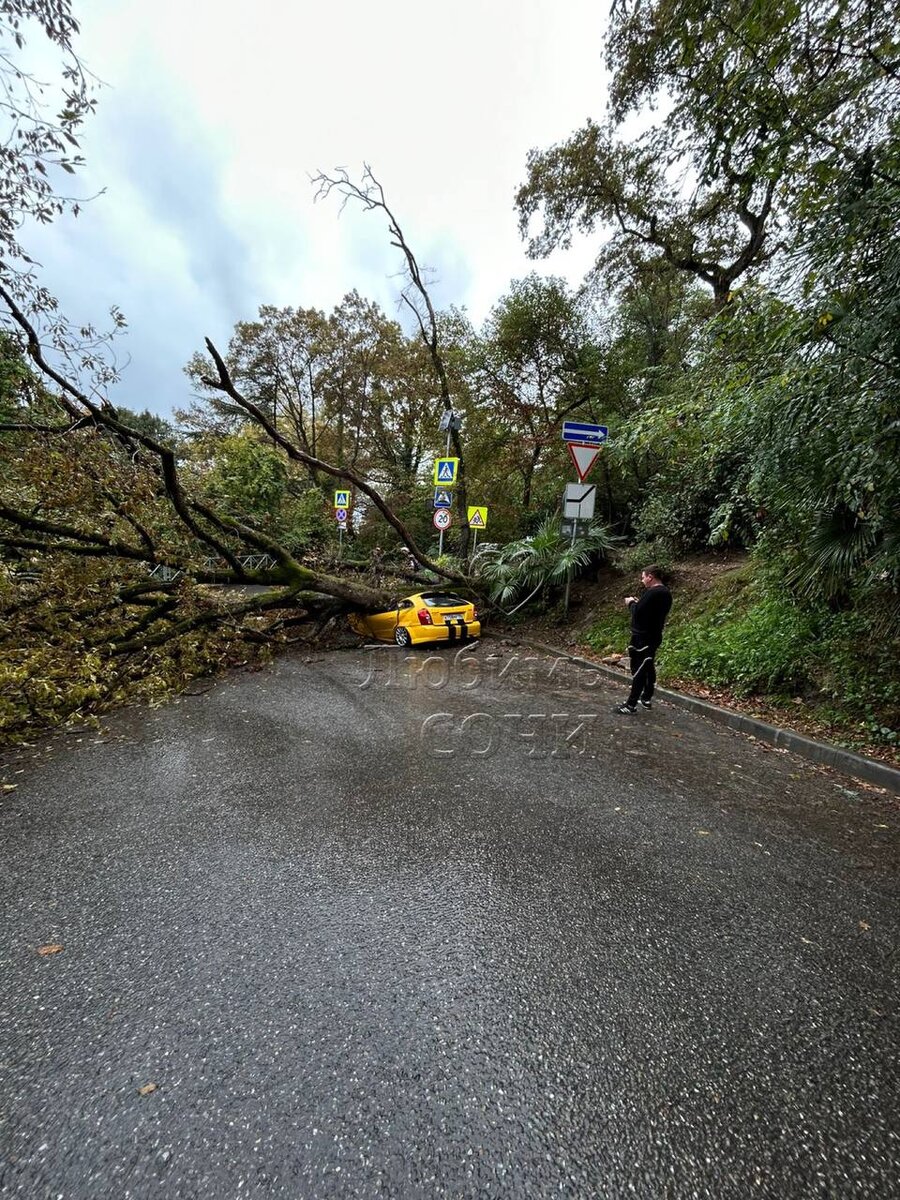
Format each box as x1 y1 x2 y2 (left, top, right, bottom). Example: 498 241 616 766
472 274 600 512
312 166 474 555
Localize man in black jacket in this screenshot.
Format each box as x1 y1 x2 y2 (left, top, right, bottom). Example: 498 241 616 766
613 566 672 715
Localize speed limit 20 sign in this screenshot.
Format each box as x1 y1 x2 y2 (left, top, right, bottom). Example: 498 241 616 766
432 508 452 531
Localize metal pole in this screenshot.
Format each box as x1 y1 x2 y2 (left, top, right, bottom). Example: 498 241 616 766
438 423 452 558
338 525 343 561
563 519 577 615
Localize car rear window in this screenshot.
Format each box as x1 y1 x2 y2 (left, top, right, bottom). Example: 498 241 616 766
420 593 467 607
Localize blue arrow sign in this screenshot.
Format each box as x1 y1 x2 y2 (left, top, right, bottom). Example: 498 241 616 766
562 421 608 445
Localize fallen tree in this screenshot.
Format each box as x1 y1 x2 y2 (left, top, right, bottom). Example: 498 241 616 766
0 293 475 738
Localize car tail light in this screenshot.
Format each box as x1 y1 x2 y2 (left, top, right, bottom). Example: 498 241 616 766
471 606 478 620
417 608 433 625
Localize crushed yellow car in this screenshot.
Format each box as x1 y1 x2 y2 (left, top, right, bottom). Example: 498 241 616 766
350 591 481 646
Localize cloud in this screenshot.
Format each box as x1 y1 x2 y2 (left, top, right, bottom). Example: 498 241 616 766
13 0 610 416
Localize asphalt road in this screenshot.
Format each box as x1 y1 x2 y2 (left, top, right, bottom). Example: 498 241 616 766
1 642 898 1199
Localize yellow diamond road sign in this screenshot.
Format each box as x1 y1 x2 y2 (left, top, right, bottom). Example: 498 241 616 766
334 490 350 508
433 457 459 486
467 506 488 529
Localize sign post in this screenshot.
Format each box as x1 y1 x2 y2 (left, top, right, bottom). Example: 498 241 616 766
559 424 608 613
466 506 488 559
333 491 351 560
563 513 578 616
561 485 597 615
433 457 459 554
434 409 462 555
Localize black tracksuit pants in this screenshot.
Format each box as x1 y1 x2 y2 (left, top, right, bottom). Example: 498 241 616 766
626 638 660 707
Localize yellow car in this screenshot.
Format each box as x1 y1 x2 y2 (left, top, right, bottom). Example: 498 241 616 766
350 591 481 646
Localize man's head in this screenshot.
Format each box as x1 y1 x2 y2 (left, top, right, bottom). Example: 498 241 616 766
641 565 664 587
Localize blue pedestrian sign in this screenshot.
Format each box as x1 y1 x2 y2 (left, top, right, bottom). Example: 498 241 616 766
433 488 452 509
562 421 608 445
433 457 459 486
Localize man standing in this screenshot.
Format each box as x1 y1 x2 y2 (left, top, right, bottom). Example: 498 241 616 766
613 566 672 715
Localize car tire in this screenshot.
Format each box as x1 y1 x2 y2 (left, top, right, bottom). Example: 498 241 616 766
394 626 412 647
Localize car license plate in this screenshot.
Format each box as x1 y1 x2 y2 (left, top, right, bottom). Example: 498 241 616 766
445 613 465 624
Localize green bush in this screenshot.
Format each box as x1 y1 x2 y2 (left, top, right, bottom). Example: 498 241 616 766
615 541 675 576
585 611 630 655
811 608 900 742
661 593 816 695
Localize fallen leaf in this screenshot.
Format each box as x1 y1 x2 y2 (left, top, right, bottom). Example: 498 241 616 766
138 1083 157 1096
697 829 711 836
859 920 871 932
2 783 17 792
37 944 64 956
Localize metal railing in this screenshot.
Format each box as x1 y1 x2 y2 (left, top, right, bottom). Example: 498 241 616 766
148 554 276 583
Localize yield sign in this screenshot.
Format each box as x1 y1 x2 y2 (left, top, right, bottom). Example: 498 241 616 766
567 441 602 482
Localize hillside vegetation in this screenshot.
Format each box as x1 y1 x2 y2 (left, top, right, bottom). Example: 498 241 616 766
559 554 899 763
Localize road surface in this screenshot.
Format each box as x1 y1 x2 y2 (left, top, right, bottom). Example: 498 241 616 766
1 642 898 1198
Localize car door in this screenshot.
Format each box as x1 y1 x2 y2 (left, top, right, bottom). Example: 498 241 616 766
367 600 403 640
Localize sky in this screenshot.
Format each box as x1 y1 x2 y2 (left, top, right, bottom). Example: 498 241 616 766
23 0 610 417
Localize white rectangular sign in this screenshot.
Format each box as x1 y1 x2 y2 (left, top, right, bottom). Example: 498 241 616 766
563 483 596 520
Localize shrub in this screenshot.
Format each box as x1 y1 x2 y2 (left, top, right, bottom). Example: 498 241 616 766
662 593 817 695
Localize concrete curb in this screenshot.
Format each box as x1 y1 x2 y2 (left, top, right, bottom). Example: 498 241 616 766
502 634 900 795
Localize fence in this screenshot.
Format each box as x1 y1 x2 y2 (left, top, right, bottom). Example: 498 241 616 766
148 554 276 583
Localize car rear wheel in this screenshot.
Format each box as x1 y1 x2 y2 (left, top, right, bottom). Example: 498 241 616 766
394 626 412 647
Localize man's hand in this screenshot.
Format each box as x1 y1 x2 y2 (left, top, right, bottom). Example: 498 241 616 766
624 595 637 607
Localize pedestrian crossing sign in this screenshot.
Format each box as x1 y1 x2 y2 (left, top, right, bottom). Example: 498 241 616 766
433 457 459 486
467 506 488 529
334 490 350 508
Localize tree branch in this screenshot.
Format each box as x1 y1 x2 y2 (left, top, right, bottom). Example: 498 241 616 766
201 336 467 584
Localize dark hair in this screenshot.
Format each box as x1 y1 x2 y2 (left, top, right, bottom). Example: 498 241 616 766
642 564 665 582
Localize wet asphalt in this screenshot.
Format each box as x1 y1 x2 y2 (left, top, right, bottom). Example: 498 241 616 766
1 641 898 1199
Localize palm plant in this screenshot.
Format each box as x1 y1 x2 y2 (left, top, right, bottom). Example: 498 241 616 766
474 515 617 611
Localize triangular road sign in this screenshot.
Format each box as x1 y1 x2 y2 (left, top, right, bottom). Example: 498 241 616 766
437 461 454 482
567 441 602 482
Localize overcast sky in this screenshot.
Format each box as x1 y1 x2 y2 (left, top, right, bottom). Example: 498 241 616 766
25 0 610 417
